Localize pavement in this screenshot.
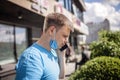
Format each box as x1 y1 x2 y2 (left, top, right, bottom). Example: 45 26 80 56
60 62 76 80
60 50 91 80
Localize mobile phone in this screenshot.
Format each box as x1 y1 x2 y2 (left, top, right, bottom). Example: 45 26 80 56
59 44 68 51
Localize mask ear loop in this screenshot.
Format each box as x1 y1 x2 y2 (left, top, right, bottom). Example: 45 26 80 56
54 29 56 40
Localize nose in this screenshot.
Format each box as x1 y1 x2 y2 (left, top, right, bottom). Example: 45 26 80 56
64 38 68 44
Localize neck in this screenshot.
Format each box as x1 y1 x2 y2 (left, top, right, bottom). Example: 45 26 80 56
37 34 51 51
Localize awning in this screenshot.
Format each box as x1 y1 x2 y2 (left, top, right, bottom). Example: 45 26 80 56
73 22 89 35
79 22 89 35
0 0 44 27
72 17 89 35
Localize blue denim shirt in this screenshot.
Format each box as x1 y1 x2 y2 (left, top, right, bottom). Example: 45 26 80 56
15 43 60 80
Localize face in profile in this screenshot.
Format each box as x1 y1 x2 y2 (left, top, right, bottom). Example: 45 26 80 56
55 26 71 49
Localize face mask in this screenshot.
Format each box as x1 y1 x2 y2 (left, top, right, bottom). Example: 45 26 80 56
49 30 58 50
49 40 58 50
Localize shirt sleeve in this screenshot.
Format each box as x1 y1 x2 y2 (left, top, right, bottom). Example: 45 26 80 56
16 52 44 80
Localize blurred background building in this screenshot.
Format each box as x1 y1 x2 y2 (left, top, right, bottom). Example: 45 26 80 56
77 19 110 45
85 19 110 44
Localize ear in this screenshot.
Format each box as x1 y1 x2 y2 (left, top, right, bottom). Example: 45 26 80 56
49 26 56 35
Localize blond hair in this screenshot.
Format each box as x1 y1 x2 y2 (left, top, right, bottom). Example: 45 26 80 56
43 13 73 32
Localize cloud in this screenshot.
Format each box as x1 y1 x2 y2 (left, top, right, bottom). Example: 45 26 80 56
84 2 116 22
103 0 120 6
84 2 109 23
108 11 120 25
84 1 120 30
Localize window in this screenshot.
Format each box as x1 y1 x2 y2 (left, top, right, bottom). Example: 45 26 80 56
16 27 27 57
0 24 14 65
64 0 72 12
72 3 83 21
57 0 73 13
32 27 42 43
0 24 27 65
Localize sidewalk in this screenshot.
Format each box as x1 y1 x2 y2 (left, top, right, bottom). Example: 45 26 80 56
60 62 76 80
60 50 91 80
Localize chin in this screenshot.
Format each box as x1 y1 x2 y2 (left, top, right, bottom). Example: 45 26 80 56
60 45 63 48
58 46 61 49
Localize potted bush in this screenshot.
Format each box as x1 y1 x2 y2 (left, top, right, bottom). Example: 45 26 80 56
69 56 120 80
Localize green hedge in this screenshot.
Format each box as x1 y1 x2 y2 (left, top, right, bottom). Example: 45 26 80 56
69 56 120 80
90 40 120 59
90 30 120 59
99 30 120 46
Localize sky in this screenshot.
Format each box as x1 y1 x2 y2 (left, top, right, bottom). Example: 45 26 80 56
84 0 120 31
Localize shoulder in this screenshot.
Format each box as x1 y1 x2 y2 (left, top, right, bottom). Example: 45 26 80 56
18 46 44 66
16 46 44 80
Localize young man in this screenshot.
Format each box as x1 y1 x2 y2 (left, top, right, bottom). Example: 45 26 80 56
15 13 73 80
